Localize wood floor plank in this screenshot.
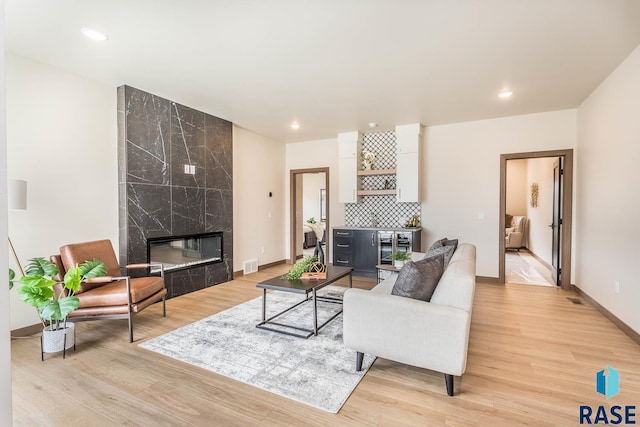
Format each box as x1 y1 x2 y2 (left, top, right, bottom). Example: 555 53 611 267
11 267 640 426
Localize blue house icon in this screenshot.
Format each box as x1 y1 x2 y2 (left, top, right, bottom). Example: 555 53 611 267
596 366 620 399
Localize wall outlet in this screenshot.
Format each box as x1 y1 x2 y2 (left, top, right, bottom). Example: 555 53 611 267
261 246 265 254
399 217 406 225
183 164 196 175
615 280 620 294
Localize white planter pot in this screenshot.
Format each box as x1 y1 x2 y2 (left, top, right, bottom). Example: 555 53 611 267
394 260 405 269
41 323 75 358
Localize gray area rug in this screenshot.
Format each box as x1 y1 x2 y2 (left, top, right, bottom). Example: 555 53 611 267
139 285 375 413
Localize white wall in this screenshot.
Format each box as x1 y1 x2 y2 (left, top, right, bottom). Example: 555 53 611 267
506 159 527 216
6 53 118 330
1 0 14 421
576 44 640 334
302 172 325 223
526 157 556 264
285 138 344 262
233 125 286 271
421 109 577 278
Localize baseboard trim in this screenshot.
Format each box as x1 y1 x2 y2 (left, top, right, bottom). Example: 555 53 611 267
259 259 286 270
11 323 42 338
233 259 287 278
572 285 640 346
525 248 553 270
477 276 501 284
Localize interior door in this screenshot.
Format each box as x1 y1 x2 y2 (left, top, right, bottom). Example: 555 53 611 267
551 158 562 286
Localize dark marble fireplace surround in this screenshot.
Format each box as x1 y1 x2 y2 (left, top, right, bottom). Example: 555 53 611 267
117 85 233 298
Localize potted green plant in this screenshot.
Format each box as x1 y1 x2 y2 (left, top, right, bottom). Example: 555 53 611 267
282 255 319 280
9 268 16 290
391 251 411 269
16 257 107 356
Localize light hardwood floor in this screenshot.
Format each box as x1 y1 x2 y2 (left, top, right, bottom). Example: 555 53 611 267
11 265 640 426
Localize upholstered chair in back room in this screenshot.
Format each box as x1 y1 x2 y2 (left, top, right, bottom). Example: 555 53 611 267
505 215 527 250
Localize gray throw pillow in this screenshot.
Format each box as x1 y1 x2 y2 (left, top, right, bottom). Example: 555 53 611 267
428 238 446 251
391 254 445 302
425 244 455 266
443 238 458 251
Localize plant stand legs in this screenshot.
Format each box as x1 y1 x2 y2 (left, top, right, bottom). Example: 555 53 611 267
41 326 76 361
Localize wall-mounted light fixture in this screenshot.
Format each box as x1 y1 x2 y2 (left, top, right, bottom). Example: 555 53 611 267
8 179 28 275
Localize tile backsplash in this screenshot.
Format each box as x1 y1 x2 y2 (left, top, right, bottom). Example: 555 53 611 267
344 130 421 228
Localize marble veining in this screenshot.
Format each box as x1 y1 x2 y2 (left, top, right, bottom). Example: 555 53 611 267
118 85 233 297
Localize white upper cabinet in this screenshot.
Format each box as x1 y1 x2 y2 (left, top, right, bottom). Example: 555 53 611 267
395 123 421 154
338 131 359 158
395 123 421 203
338 131 362 203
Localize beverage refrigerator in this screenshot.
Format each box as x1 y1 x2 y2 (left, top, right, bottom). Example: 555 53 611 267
377 230 419 265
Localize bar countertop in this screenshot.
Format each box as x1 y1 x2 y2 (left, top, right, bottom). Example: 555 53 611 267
333 226 422 231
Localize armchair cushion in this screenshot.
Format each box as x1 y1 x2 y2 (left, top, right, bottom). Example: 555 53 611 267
60 239 123 281
76 276 165 308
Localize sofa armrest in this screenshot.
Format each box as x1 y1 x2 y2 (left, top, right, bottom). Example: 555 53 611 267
343 288 471 376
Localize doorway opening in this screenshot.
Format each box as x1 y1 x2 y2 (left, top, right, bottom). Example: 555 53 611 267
289 168 330 265
499 150 573 290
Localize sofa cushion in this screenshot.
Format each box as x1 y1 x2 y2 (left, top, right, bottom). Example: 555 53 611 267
425 244 455 267
391 254 445 302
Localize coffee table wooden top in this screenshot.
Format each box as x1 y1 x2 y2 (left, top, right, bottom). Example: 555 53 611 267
257 265 353 294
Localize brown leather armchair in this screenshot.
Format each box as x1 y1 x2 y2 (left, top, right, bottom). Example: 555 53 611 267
50 239 167 342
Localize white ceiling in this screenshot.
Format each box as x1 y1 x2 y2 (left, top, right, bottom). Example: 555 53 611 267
5 1 640 143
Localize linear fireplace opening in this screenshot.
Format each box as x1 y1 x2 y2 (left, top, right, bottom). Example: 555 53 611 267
147 232 223 272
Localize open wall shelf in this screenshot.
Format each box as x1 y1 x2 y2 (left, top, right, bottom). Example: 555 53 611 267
357 189 397 196
357 168 396 176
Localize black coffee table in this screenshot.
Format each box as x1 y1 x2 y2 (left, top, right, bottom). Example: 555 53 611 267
256 265 353 338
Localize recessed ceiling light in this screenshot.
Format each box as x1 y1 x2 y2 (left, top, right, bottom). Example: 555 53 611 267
290 122 300 130
498 91 514 99
81 28 109 41
368 122 378 128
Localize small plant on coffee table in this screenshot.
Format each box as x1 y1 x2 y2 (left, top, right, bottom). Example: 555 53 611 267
282 255 319 280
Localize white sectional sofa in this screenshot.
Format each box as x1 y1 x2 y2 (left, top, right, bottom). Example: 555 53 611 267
343 243 477 396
